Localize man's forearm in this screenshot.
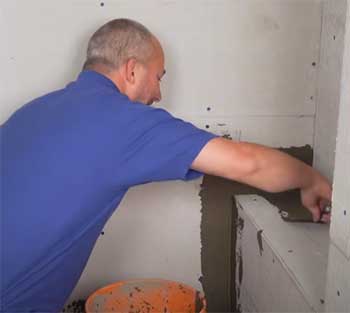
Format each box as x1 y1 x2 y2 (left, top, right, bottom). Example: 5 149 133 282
192 137 323 193
239 142 316 193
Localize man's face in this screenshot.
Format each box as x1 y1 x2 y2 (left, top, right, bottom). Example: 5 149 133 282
132 42 166 105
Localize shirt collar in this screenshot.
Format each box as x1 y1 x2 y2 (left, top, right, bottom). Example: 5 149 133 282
77 70 120 92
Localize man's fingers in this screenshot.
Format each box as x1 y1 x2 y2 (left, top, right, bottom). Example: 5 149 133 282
309 206 331 223
320 198 332 211
318 199 332 223
300 184 332 223
320 213 331 223
309 206 321 222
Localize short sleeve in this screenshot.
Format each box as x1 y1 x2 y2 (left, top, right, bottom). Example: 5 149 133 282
118 105 218 187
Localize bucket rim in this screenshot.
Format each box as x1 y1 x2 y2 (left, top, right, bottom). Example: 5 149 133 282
85 278 206 313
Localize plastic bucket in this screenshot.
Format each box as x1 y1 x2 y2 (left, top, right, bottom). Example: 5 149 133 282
85 279 207 313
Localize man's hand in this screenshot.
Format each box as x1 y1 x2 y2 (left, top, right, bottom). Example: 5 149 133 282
300 170 332 223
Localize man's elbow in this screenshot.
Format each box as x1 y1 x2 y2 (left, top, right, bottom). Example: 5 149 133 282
191 138 259 183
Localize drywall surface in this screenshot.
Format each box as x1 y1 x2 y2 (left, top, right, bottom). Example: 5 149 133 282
331 0 350 257
180 116 314 148
235 195 329 313
313 0 347 181
328 0 350 260
67 180 204 302
325 2 350 311
1 1 323 310
325 244 350 313
2 0 321 135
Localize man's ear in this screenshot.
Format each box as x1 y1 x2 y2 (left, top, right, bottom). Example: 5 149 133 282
125 58 137 84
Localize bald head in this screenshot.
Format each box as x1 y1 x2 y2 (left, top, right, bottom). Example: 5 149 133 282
83 18 157 72
83 19 165 106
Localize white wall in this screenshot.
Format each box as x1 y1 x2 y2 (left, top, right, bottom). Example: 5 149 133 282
326 1 350 311
68 180 204 301
313 0 347 181
235 195 329 313
235 2 350 312
1 0 322 147
0 0 323 304
328 0 350 261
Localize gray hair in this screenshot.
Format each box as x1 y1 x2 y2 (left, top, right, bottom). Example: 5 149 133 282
83 18 155 71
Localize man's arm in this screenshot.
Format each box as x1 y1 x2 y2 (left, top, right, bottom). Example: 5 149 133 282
191 137 332 222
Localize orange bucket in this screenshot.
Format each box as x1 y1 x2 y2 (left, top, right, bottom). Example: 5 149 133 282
85 279 207 313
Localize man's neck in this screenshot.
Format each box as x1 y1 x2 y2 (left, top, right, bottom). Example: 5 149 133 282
86 64 126 93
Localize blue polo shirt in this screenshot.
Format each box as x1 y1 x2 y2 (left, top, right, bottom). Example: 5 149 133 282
1 70 217 312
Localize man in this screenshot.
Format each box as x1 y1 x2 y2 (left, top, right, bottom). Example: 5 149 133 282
1 19 331 312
